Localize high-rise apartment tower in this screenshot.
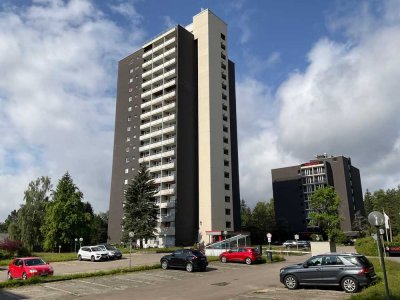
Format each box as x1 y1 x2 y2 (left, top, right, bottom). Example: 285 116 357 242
272 155 365 236
108 9 240 246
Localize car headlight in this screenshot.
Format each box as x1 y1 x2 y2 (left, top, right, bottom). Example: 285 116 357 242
29 269 38 274
280 269 285 273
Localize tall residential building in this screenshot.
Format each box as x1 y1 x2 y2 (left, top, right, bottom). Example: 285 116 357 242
108 9 240 246
271 154 365 236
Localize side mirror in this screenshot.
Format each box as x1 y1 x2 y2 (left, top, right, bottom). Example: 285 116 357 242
302 263 308 268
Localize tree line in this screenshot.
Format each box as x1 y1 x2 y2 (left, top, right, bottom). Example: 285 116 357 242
0 173 108 253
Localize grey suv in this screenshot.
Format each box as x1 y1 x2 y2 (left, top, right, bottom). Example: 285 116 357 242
280 253 377 293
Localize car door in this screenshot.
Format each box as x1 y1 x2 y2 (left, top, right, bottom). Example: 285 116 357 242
170 250 184 267
12 259 23 278
82 247 91 260
318 255 344 284
296 256 323 284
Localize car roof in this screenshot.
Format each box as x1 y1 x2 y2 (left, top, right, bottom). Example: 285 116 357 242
15 257 41 260
315 252 362 256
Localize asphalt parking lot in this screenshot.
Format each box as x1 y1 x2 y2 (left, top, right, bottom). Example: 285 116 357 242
0 255 351 300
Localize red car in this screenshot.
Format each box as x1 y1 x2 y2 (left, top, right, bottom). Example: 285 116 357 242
8 257 54 280
219 247 262 265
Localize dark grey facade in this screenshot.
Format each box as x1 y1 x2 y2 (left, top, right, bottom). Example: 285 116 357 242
271 155 365 236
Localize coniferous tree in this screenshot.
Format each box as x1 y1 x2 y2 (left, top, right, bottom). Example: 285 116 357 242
122 164 158 248
41 172 94 251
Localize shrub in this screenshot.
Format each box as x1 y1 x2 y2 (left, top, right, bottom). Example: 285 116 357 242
354 236 378 256
0 239 23 256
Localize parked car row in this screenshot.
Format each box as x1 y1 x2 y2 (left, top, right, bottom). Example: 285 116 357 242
282 240 310 249
77 244 122 262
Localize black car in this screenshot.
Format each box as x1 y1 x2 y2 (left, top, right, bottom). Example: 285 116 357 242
280 253 377 293
160 249 208 272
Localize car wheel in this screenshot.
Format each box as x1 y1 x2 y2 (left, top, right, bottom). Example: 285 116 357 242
284 275 298 290
78 255 82 261
91 255 95 262
161 260 168 270
342 277 359 293
185 262 193 272
221 256 227 263
7 271 12 280
22 272 27 280
245 257 252 265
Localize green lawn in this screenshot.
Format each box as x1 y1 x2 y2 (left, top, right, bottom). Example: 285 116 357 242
350 257 400 300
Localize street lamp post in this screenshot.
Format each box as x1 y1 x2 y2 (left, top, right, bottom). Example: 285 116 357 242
58 245 61 254
79 237 83 249
164 234 167 248
129 231 134 269
368 211 390 300
74 238 78 252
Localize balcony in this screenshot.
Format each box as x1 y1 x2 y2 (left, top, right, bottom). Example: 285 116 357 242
159 227 175 235
158 213 175 222
155 188 175 197
143 47 176 68
141 90 176 109
142 57 176 79
139 136 175 152
153 175 175 184
140 125 175 141
140 102 176 120
139 149 175 164
148 161 175 173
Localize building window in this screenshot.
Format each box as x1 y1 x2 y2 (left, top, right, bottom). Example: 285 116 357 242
223 137 228 144
127 116 131 122
222 83 227 90
127 127 131 132
225 209 231 215
225 196 230 203
129 78 133 83
129 97 132 102
224 172 229 178
222 104 227 111
222 73 226 80
226 221 231 228
126 137 130 142
224 160 229 166
125 168 129 174
221 33 226 40
221 43 226 50
124 179 128 185
128 107 132 111
223 126 228 133
125 157 130 163
125 147 130 152
130 69 133 73
221 53 226 60
225 184 230 190
224 148 229 155
129 88 133 92
222 93 227 100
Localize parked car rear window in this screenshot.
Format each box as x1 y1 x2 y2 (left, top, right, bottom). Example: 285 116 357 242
341 255 372 267
191 250 204 257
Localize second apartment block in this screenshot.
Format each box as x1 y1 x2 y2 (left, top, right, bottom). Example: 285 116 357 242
108 9 240 246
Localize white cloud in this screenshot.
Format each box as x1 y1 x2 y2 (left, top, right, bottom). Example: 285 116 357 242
163 16 176 29
237 0 400 207
0 0 144 221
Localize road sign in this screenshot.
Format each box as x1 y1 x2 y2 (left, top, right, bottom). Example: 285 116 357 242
267 233 272 239
294 234 299 240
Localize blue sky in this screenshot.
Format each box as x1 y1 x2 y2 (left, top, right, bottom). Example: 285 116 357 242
1 0 400 222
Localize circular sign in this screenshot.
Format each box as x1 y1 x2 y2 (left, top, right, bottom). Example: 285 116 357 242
267 233 272 238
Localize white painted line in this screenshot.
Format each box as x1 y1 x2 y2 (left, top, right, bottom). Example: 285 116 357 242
76 279 113 288
120 278 155 285
140 272 181 280
43 285 79 295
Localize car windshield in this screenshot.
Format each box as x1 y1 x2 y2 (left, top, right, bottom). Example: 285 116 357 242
105 245 117 250
91 247 102 251
25 258 46 266
191 250 204 257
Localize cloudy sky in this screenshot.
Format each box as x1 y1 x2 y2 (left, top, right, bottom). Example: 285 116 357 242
1 0 399 222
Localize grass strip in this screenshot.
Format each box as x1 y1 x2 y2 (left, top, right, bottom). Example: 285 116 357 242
0 264 161 289
350 257 400 300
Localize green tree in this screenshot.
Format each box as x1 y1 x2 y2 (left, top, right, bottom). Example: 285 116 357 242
6 210 20 240
122 164 158 248
18 176 52 251
363 189 374 216
90 212 109 244
41 172 94 251
352 210 369 237
240 199 252 229
308 186 343 242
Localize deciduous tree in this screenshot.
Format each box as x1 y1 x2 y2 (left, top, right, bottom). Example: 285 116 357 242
308 186 343 242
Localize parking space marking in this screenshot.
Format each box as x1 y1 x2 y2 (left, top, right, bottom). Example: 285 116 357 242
140 272 182 280
76 279 114 288
118 277 148 286
43 284 79 296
